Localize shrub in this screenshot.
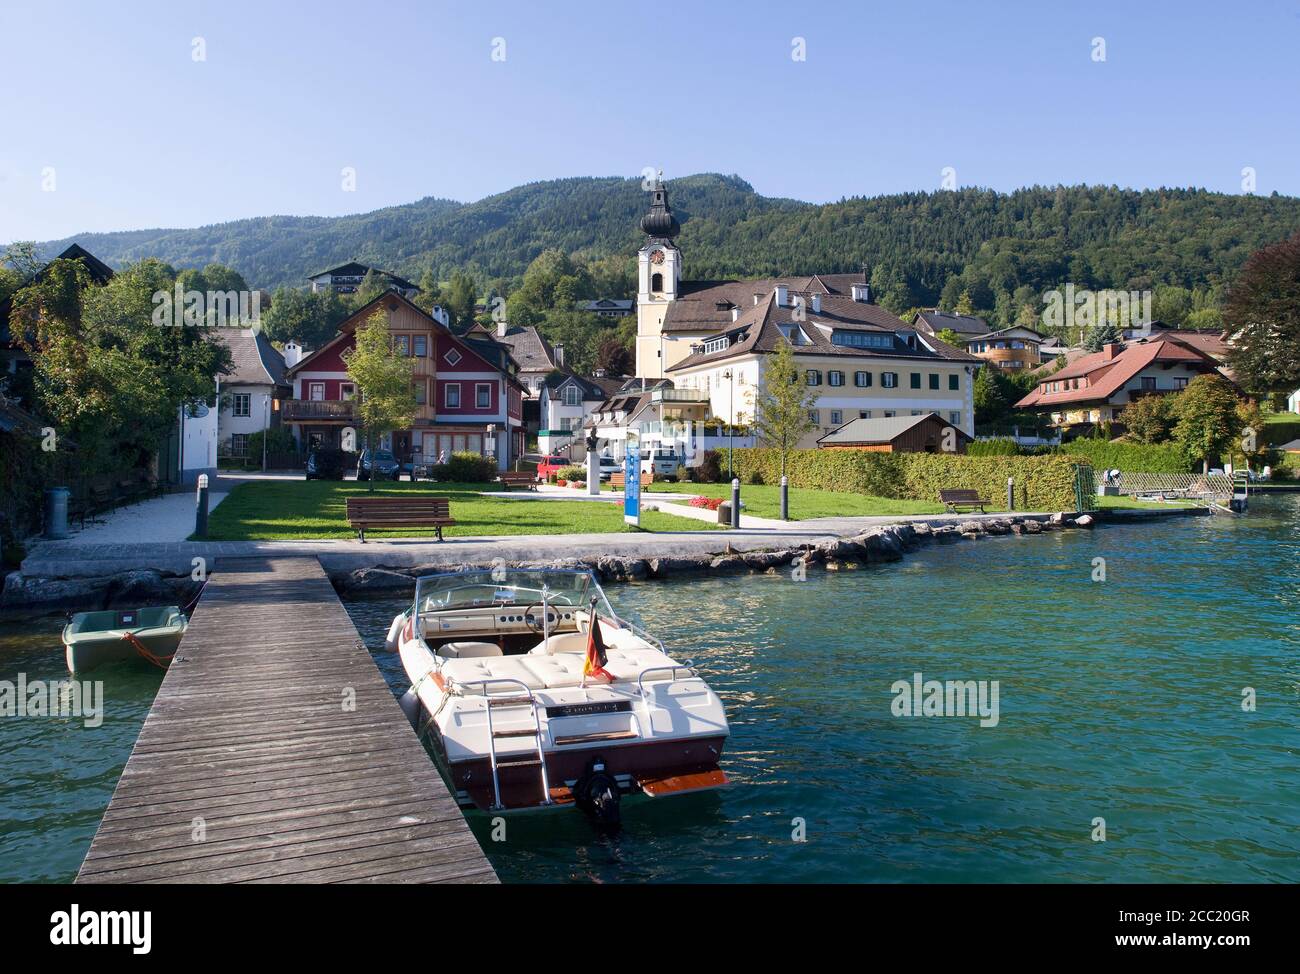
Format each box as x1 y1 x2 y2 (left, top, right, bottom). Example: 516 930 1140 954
1262 419 1300 447
728 447 1086 510
968 438 1021 457
686 450 723 483
556 465 586 481
430 451 498 483
1057 438 1188 473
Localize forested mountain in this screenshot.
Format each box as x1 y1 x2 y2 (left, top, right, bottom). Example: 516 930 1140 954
33 175 1300 315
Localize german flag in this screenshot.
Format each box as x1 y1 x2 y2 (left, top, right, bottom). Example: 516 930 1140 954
583 613 615 684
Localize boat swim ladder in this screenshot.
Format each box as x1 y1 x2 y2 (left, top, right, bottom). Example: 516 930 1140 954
474 677 554 811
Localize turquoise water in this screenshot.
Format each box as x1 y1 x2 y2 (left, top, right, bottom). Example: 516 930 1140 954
2 498 1298 882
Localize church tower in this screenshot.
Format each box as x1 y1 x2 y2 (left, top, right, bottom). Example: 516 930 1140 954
635 173 683 379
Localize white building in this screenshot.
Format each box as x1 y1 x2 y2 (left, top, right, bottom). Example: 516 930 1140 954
213 328 290 462
537 371 624 457
632 176 980 447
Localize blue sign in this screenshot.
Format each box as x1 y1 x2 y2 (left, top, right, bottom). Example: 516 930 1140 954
624 447 641 526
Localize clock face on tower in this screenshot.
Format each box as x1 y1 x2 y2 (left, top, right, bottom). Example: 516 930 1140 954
649 249 665 265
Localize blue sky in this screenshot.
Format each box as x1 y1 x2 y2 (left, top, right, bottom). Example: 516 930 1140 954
3 0 1298 241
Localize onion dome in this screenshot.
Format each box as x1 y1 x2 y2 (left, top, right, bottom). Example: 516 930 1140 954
640 177 680 240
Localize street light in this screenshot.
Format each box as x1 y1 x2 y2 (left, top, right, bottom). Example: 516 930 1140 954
261 394 269 472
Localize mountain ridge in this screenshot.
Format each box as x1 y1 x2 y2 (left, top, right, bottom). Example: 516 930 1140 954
30 174 1300 309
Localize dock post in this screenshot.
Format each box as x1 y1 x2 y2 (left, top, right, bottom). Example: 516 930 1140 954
731 478 741 529
1007 477 1014 512
780 475 789 520
194 473 209 539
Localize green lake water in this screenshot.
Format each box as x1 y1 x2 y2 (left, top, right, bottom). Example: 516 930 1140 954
2 498 1298 882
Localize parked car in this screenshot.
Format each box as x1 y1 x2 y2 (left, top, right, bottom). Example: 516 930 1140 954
596 454 621 482
305 447 348 481
641 449 682 480
357 449 402 482
535 454 569 481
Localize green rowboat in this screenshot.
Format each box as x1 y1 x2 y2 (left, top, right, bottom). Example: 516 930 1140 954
62 606 187 674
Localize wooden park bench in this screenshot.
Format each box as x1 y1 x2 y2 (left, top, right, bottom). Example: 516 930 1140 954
609 471 653 490
497 471 537 491
345 496 455 542
939 488 989 513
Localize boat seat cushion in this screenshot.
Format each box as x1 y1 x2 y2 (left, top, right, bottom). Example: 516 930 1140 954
528 631 590 655
520 653 587 688
440 655 545 691
440 641 502 659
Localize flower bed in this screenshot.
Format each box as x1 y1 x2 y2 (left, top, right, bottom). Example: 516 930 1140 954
688 496 725 511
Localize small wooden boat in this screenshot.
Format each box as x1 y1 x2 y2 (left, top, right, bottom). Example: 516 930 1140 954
62 606 187 674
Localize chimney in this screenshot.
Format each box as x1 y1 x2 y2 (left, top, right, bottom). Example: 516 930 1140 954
496 320 508 338
811 294 821 314
774 284 789 306
851 283 870 303
753 292 762 306
283 341 303 368
731 307 740 322
1102 342 1120 360
553 343 565 367
594 368 606 378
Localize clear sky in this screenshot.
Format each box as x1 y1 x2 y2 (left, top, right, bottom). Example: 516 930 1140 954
3 0 1298 241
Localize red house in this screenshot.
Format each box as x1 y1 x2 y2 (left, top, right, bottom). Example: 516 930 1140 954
283 292 526 469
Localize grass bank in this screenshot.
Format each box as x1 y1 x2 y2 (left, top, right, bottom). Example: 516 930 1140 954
200 481 718 541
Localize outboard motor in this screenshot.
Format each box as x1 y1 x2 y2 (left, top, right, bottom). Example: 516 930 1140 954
574 756 621 829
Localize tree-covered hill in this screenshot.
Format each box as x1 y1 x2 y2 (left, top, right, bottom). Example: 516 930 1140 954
33 175 1300 311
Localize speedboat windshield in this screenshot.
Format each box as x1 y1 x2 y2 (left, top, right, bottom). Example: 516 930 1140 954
413 569 613 616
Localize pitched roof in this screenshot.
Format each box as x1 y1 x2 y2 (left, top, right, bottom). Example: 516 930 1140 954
1015 339 1223 410
817 413 969 446
660 273 878 334
44 244 115 285
542 370 625 400
667 291 979 371
214 328 288 387
915 310 991 337
492 325 558 372
284 291 525 392
967 325 1046 342
307 261 418 291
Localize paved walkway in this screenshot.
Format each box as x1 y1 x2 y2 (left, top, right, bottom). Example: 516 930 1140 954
22 510 1055 579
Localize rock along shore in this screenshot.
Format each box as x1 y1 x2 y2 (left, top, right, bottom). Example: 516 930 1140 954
0 510 1125 619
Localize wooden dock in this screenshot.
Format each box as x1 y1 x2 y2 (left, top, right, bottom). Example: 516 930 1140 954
76 556 496 884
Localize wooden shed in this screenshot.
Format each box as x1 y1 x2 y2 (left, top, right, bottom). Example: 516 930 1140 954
817 413 972 453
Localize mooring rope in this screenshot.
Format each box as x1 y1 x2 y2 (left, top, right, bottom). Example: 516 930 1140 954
121 631 174 669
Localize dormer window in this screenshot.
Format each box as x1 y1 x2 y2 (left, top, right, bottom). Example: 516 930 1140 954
831 330 893 349
702 336 730 354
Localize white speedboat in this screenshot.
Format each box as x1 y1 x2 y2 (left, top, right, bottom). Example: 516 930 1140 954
388 568 729 820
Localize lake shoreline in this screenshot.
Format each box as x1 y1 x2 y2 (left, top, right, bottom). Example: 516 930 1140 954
1 507 1207 620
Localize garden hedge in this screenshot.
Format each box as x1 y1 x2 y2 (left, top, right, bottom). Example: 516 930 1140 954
722 448 1086 510
1057 438 1188 473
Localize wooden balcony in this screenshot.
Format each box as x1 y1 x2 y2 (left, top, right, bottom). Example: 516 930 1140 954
282 400 356 422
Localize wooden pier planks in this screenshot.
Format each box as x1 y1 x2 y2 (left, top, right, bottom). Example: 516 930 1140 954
76 556 496 884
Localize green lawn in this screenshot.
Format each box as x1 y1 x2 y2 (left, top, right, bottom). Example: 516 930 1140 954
201 481 718 541
631 482 946 520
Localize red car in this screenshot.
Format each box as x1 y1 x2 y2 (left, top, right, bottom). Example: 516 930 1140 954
535 454 569 481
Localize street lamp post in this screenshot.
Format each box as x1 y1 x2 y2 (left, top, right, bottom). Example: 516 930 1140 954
262 394 269 472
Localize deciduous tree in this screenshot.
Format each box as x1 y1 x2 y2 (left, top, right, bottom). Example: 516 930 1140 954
343 311 416 491
754 340 818 479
